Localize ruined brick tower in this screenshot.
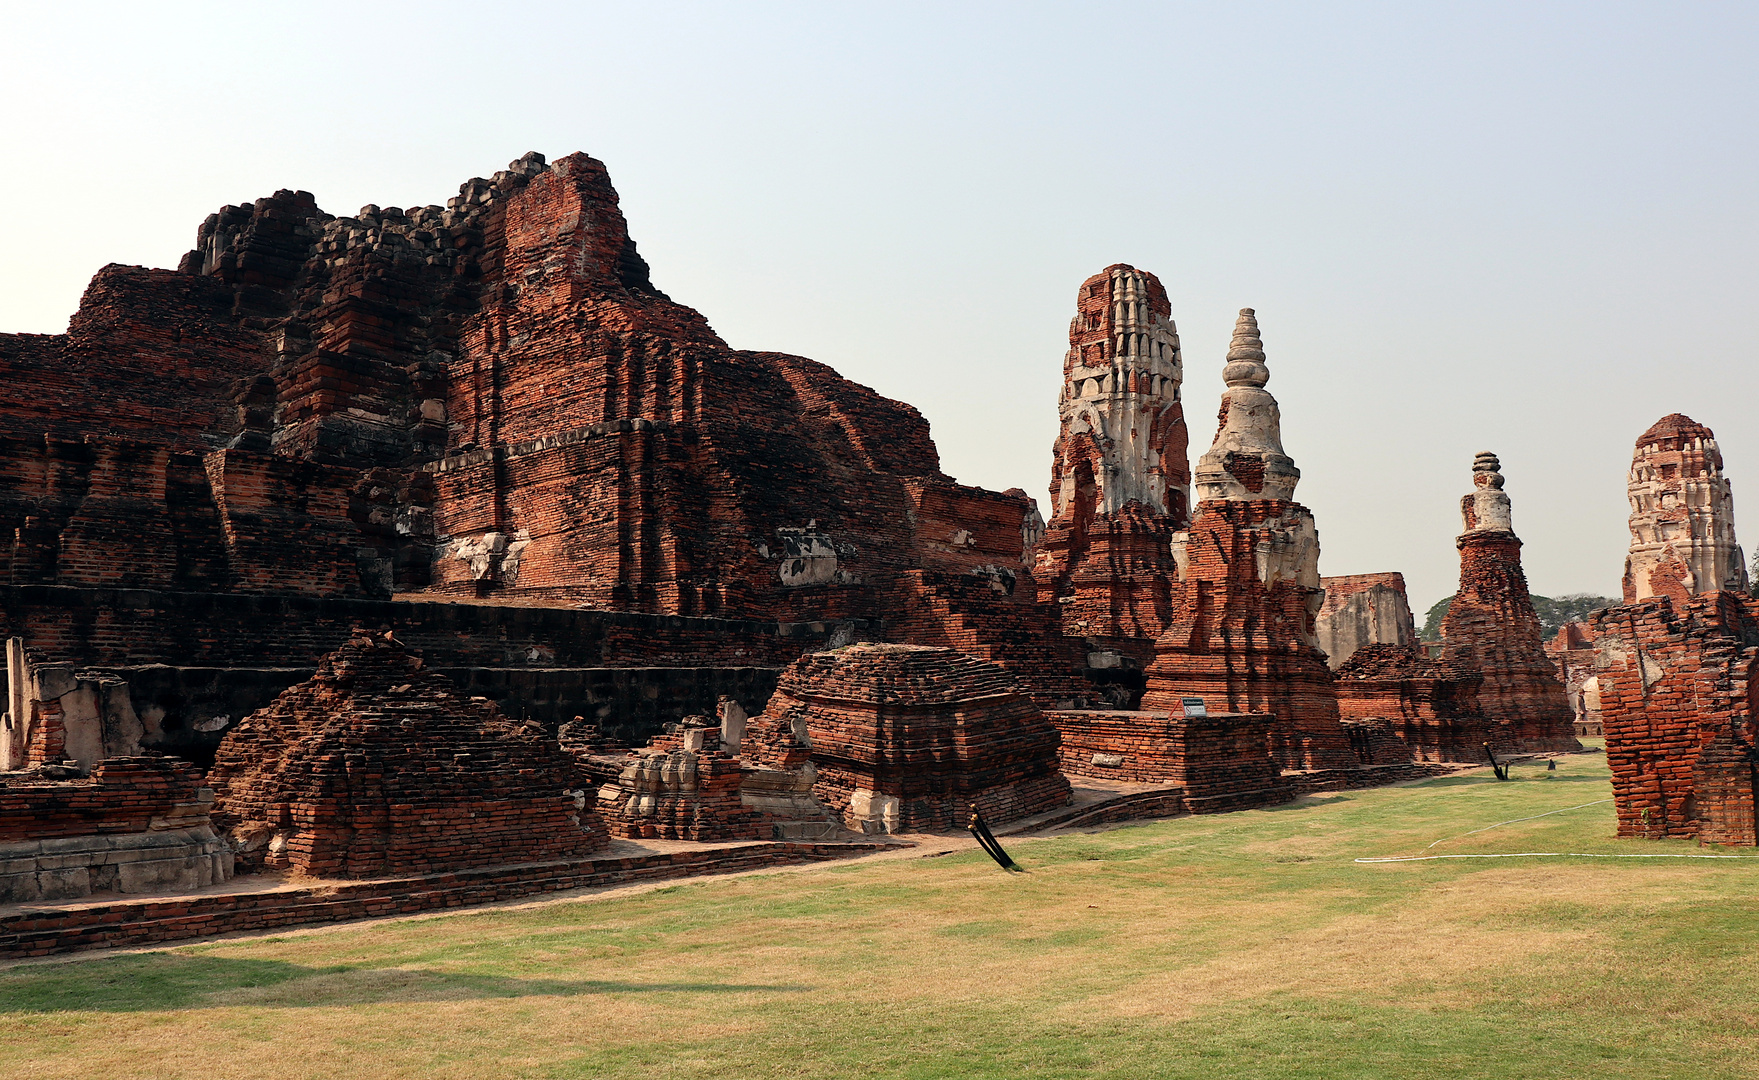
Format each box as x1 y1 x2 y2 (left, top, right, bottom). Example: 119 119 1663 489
1439 452 1581 753
1622 414 1748 602
1035 265 1191 639
1139 310 1357 770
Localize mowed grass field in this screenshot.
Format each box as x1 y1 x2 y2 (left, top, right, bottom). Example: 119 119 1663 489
5 749 1759 1079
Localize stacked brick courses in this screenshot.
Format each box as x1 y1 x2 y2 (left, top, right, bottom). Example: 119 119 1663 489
1334 644 1507 762
0 839 891 960
1049 709 1292 811
1439 454 1581 755
1 757 232 902
1140 500 1360 770
1590 593 1759 843
1037 265 1190 641
0 757 208 842
1138 311 1358 771
745 644 1071 833
208 632 608 877
0 150 1059 653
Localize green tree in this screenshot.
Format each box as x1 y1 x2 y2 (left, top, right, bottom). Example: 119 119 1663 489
1420 595 1453 642
1421 592 1615 643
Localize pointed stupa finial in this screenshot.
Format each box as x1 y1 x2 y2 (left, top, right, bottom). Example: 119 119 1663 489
1192 307 1299 502
1222 308 1269 389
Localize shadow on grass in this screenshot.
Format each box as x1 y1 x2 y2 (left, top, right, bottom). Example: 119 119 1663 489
0 953 813 1014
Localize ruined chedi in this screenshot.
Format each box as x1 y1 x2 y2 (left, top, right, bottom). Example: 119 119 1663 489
1036 265 1191 639
1622 414 1748 602
1139 310 1359 770
1438 453 1582 753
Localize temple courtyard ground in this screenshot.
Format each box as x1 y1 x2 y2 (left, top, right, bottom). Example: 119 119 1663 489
3 746 1757 1079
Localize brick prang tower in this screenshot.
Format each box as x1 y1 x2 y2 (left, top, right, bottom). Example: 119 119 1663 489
1035 265 1191 640
1622 413 1748 602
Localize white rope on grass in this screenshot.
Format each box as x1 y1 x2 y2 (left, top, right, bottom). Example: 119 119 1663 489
1419 798 1613 850
1358 852 1759 863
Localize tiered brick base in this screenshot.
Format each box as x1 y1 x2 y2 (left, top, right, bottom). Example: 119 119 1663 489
1334 644 1508 763
1 757 232 903
746 643 1071 833
1139 500 1358 770
1441 530 1582 754
209 632 607 877
1049 709 1291 812
1589 593 1759 843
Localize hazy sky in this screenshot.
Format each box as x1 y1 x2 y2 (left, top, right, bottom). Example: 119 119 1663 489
3 2 1754 613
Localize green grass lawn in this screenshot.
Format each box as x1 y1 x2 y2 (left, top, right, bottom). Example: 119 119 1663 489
5 751 1759 1080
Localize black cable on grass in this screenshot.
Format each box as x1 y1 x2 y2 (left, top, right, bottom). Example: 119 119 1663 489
967 806 1024 872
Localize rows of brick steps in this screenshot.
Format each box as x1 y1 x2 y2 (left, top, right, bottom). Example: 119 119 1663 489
0 838 898 960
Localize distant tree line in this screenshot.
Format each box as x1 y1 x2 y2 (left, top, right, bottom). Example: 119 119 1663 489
1420 593 1619 644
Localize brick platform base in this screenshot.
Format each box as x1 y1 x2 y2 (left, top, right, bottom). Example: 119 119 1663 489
0 840 893 960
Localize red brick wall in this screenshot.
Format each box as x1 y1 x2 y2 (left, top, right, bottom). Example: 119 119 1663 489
1334 644 1505 763
1590 593 1759 843
208 633 609 877
1050 708 1289 810
0 758 207 843
745 644 1072 831
1140 500 1357 770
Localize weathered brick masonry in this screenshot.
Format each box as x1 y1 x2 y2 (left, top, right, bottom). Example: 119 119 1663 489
1 584 869 753
1139 311 1360 771
207 632 609 877
0 839 892 960
1037 265 1191 642
1591 592 1759 844
1333 644 1509 763
1049 709 1292 812
0 150 1086 721
1439 452 1581 754
746 644 1072 833
1314 572 1416 669
1 757 232 902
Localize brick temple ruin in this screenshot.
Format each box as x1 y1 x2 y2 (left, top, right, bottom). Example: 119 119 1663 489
7 148 1733 958
1137 310 1360 771
1587 416 1758 844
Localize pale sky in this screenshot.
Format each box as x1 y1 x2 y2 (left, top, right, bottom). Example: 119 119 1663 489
3 2 1754 613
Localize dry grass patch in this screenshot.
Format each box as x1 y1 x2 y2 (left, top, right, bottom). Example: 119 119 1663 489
6 753 1759 1079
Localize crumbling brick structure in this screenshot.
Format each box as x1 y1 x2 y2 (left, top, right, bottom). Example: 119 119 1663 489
1622 414 1748 602
1334 643 1507 762
1139 310 1358 770
1 757 232 902
1546 621 1605 736
1439 453 1581 754
1591 593 1759 843
208 631 607 877
592 717 775 841
1049 708 1292 811
1035 266 1191 641
1314 572 1417 669
744 643 1071 833
0 150 1085 730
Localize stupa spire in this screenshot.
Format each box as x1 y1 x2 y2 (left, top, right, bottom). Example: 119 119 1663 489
1460 451 1514 534
1192 308 1299 502
1223 308 1269 388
